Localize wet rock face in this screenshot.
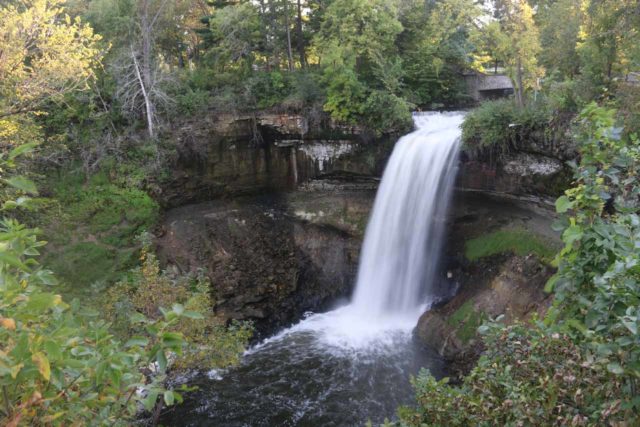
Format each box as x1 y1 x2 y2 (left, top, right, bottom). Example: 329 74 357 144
456 151 570 199
159 113 394 208
412 192 559 375
457 126 576 199
156 191 374 336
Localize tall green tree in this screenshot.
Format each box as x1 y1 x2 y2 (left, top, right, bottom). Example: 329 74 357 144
313 0 411 131
398 0 482 107
536 0 584 80
577 0 640 88
493 0 543 108
0 0 102 146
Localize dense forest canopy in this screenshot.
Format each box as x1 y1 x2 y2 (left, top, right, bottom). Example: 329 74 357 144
1 0 640 425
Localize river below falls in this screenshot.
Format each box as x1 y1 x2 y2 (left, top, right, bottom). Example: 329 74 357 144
160 305 446 426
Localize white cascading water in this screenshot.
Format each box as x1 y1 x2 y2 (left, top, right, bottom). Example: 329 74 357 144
351 111 464 317
250 111 465 350
163 112 466 426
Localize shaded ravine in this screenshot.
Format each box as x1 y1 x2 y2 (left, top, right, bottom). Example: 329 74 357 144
160 112 465 426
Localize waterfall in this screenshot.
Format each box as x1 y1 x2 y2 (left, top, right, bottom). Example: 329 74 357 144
163 112 465 426
351 112 464 317
246 112 464 350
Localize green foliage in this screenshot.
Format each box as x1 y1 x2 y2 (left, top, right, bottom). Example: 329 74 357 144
0 148 206 426
104 244 252 370
174 88 211 116
397 323 627 426
43 242 125 287
462 99 555 155
38 166 159 291
361 91 413 135
537 0 583 80
464 228 558 263
545 104 640 393
245 71 294 110
398 0 481 108
399 104 640 426
462 99 552 155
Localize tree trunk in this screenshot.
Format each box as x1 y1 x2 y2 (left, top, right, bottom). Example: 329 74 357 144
139 0 155 138
268 0 280 70
515 56 524 108
296 0 305 68
284 0 294 71
132 49 154 139
259 0 271 71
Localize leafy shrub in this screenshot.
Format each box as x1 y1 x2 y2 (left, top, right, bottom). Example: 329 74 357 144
398 323 627 426
546 79 582 113
0 148 209 426
174 88 211 116
39 167 159 290
104 243 252 370
614 83 640 139
244 71 294 110
462 99 552 156
322 66 367 123
282 71 325 111
361 90 414 136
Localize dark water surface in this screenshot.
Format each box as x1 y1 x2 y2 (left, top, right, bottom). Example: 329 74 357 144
160 309 445 427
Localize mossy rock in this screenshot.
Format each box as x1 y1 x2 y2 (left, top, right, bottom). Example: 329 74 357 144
464 228 558 263
447 300 486 344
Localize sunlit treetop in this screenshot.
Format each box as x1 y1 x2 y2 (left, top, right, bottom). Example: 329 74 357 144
0 0 103 120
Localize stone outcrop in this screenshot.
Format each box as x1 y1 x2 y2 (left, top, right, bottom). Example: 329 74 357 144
159 110 575 208
411 192 559 375
415 255 553 361
159 112 393 208
456 150 571 201
456 119 576 200
156 190 374 336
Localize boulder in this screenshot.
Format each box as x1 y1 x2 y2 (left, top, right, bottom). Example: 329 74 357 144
415 255 553 360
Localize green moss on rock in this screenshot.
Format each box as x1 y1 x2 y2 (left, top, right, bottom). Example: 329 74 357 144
447 300 485 344
464 228 557 263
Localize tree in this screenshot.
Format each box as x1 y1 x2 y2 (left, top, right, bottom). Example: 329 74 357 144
112 0 176 139
577 0 640 88
536 0 584 80
398 0 483 107
0 0 102 145
493 0 543 108
313 0 409 128
208 2 263 72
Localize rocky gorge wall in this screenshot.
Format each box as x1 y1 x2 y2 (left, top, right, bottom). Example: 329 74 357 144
159 112 394 208
156 191 375 336
156 110 567 346
159 111 573 209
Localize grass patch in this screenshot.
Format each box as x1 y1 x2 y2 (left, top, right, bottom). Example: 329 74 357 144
38 167 160 294
42 242 138 294
464 228 557 262
447 300 485 343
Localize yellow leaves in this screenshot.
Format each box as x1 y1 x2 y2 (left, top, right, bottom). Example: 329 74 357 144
32 352 51 381
10 363 24 379
0 317 17 330
0 0 103 117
